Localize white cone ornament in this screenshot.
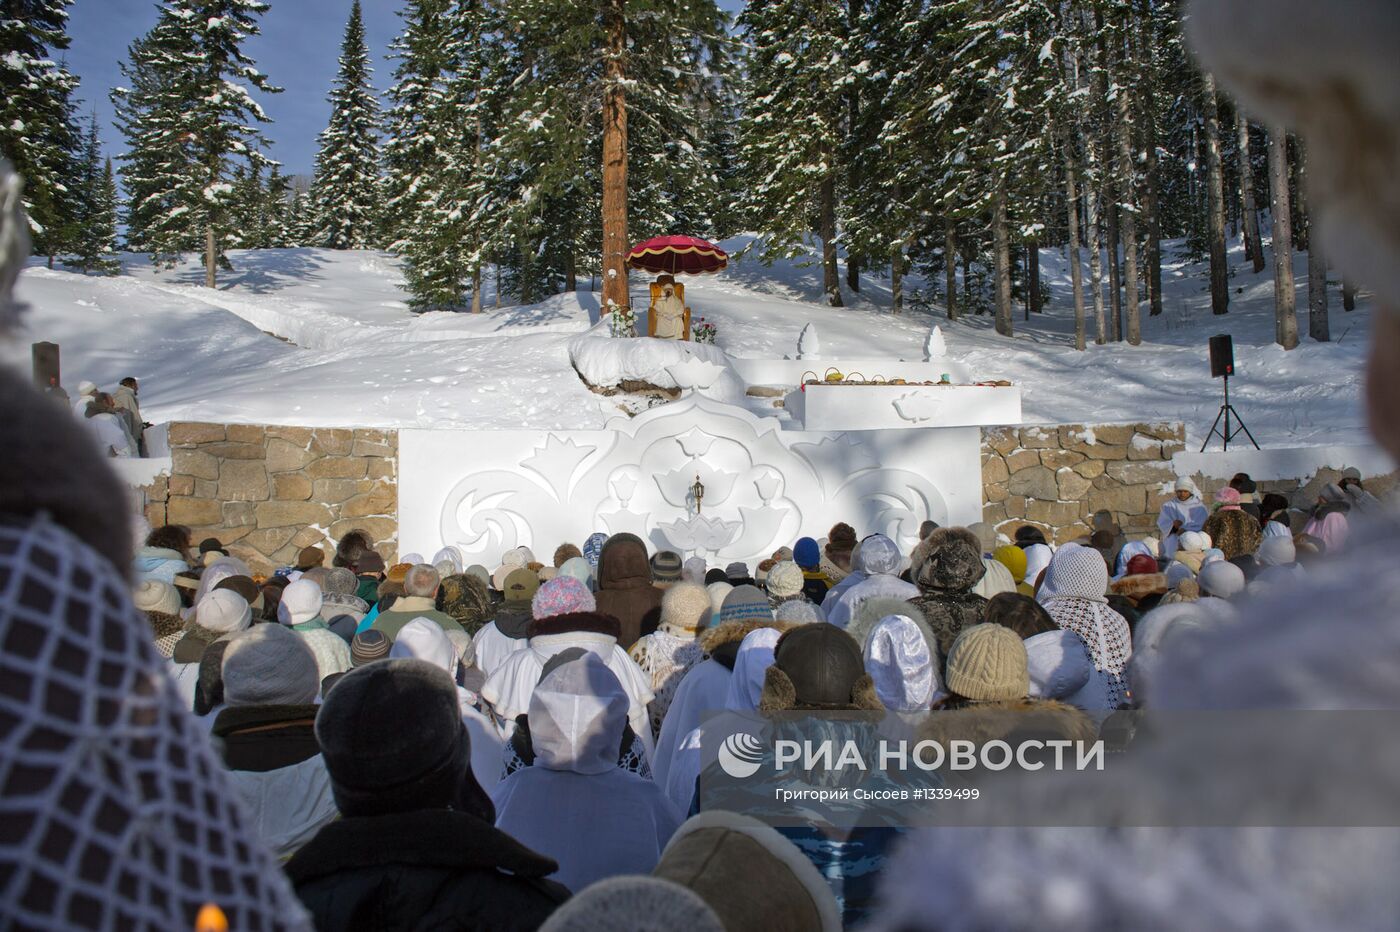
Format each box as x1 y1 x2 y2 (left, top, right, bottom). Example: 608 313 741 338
797 322 820 360
923 324 946 362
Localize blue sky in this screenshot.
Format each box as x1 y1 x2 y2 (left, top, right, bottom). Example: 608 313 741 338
64 0 743 180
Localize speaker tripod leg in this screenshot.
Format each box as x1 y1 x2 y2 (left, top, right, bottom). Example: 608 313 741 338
1200 404 1228 452
1224 405 1261 450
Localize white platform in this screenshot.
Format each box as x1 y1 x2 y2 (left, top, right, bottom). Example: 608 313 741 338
727 356 974 389
784 382 1022 432
398 393 984 566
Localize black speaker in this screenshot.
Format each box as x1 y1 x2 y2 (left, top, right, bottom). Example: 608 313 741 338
1209 334 1234 378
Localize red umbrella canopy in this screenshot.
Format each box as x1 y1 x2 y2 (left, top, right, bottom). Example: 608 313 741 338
625 235 729 275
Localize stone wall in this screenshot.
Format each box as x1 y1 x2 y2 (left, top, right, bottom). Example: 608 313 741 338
981 422 1186 545
141 423 398 574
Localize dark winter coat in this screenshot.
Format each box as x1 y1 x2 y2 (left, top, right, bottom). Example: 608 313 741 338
286 809 569 931
907 527 989 655
593 533 663 649
211 704 320 772
1202 508 1264 561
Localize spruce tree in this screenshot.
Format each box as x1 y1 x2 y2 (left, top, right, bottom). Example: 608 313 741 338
311 0 381 249
0 0 81 260
113 0 280 285
70 114 119 274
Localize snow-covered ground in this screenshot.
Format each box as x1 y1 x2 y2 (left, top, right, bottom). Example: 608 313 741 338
3 234 1376 448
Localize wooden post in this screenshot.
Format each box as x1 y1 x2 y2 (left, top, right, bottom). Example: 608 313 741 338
600 0 629 314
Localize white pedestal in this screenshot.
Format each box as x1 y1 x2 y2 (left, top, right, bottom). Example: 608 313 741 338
784 383 1021 431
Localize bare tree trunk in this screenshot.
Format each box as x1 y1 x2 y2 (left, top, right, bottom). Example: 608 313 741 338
944 220 958 320
1028 237 1041 314
1065 145 1087 351
1238 112 1264 273
1106 178 1122 341
992 177 1013 337
600 0 629 314
820 173 842 306
1300 146 1329 341
1087 163 1107 344
1343 280 1357 311
495 264 501 308
847 255 860 292
891 246 903 315
1268 126 1298 349
564 249 577 293
1136 2 1163 317
471 266 482 313
205 225 217 289
1116 76 1141 344
1203 72 1230 314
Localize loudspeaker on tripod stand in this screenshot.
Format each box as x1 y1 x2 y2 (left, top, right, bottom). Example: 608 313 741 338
1209 334 1234 379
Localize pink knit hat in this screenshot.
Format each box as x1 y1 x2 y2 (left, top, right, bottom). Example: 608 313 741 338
1214 487 1242 510
531 576 597 619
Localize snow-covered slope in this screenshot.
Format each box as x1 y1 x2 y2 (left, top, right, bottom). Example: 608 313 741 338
3 236 1375 448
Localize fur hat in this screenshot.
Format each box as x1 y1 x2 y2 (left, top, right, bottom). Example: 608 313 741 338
316 659 493 821
825 522 857 563
134 579 182 616
651 550 683 584
387 562 412 584
503 567 541 602
295 545 325 571
538 876 722 932
553 543 583 567
439 573 493 630
653 811 841 932
765 561 804 599
759 624 883 712
532 576 596 618
944 624 1029 702
357 551 386 574
793 537 821 569
351 629 391 666
912 526 987 592
661 582 712 635
221 624 320 707
720 585 772 624
195 589 252 635
277 578 323 626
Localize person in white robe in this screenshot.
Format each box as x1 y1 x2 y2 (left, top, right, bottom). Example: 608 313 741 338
652 276 687 340
1158 477 1209 559
824 535 918 629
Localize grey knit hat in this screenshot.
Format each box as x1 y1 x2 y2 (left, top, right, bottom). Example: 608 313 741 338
221 624 320 707
651 550 684 584
539 876 723 932
351 629 391 666
720 585 774 624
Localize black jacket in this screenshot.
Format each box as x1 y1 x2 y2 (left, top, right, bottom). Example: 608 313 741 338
286 809 569 931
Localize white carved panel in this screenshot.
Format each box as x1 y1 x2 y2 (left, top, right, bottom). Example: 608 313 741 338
399 395 984 566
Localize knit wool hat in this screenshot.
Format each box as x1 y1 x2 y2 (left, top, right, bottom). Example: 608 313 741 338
724 561 749 581
1127 554 1159 576
134 579 182 616
1179 530 1211 553
1214 487 1242 509
296 545 325 571
720 585 773 624
195 589 252 635
277 578 324 626
583 532 608 569
944 624 1029 702
316 659 493 820
221 624 320 707
660 582 712 635
774 600 825 625
351 629 391 666
1198 560 1247 599
325 566 359 596
532 576 596 618
766 561 804 599
651 550 684 584
503 567 541 603
993 544 1028 583
538 876 723 932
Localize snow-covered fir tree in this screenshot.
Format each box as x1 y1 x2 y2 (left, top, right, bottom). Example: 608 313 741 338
0 0 81 260
310 0 382 249
69 114 119 274
112 0 280 285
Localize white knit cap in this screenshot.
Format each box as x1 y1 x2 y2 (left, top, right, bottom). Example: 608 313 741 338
77 380 97 395
133 579 181 616
1179 530 1211 553
277 578 324 626
221 624 320 706
766 561 804 599
539 876 723 932
1198 561 1247 599
775 600 824 625
195 589 251 635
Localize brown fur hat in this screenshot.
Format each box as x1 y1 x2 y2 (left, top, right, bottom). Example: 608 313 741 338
1110 572 1169 602
911 527 987 592
553 543 583 567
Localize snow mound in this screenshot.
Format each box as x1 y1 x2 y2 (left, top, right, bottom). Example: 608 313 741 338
567 326 747 403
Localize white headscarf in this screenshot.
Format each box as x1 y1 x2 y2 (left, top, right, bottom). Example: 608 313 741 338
432 545 464 574
1037 544 1132 708
724 627 782 712
1022 542 1054 589
1035 543 1107 604
1024 629 1112 712
863 615 936 711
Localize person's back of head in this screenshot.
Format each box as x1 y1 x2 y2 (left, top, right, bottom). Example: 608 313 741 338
222 624 320 707
145 523 191 555
316 658 494 819
1014 524 1048 548
403 563 440 599
919 519 940 540
983 592 1057 638
335 529 373 569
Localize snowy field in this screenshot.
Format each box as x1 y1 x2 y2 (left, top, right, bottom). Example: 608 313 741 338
3 235 1376 448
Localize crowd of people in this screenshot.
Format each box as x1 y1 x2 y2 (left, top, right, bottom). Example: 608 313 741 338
112 470 1383 928
53 374 150 457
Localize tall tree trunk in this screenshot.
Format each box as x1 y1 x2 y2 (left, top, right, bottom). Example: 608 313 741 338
1202 72 1230 314
1136 2 1163 317
847 255 860 292
600 0 629 314
1237 112 1264 273
891 244 903 314
565 250 577 293
819 172 842 306
1065 144 1087 351
1300 146 1329 341
1087 162 1107 344
1028 237 1042 315
1116 77 1141 344
471 266 482 314
1106 178 1122 341
992 177 1013 337
944 220 958 320
1343 280 1357 311
846 0 861 296
205 224 217 289
495 263 501 308
1268 126 1298 349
